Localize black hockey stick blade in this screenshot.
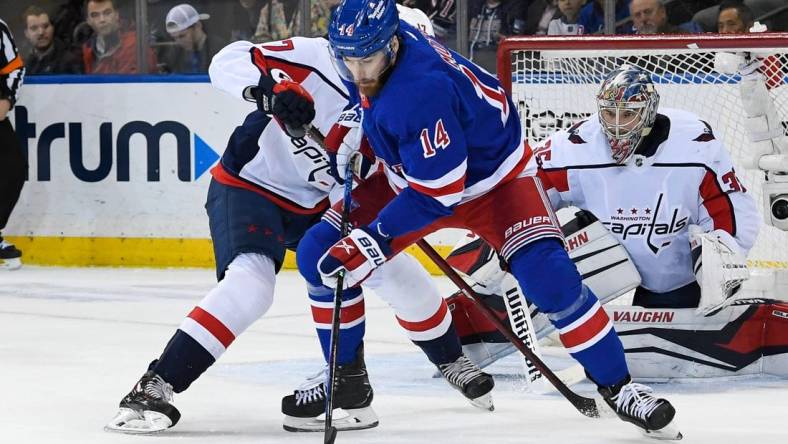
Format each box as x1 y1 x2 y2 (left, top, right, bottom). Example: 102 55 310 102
416 239 600 418
324 426 338 444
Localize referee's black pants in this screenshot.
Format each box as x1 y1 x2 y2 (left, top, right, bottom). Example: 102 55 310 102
0 117 26 232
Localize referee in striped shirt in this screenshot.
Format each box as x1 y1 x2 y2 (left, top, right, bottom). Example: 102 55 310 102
1 18 26 269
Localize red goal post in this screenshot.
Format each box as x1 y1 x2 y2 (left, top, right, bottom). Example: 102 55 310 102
496 33 788 272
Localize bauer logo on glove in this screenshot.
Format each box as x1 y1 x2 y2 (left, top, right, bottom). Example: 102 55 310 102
318 227 391 288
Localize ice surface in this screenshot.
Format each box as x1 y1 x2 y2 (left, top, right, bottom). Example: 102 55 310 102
1 266 786 443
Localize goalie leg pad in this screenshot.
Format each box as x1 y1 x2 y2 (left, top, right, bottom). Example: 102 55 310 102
561 209 641 303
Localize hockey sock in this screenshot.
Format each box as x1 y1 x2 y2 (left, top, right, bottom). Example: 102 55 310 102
509 239 628 387
153 253 276 392
297 221 367 365
411 323 463 365
364 253 458 364
152 330 215 393
308 283 366 365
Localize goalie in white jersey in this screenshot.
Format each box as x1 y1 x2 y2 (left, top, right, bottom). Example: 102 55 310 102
529 64 760 310
104 7 481 435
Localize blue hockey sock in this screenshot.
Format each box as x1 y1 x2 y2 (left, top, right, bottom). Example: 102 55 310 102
509 239 629 387
308 283 366 365
412 324 463 366
151 329 216 393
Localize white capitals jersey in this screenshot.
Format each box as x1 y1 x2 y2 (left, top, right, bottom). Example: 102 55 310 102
525 108 761 293
209 37 347 212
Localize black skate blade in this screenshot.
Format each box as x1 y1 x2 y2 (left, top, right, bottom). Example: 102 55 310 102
324 426 337 444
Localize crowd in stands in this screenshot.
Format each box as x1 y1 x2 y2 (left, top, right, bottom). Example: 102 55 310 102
1 0 787 75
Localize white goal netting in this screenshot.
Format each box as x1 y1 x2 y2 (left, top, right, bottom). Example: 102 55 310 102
499 34 788 273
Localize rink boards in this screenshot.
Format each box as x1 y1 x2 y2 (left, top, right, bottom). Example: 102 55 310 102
4 76 458 269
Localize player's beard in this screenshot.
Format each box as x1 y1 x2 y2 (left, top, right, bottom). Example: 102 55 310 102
354 50 396 97
356 79 383 97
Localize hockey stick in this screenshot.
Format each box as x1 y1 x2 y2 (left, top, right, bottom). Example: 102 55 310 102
498 279 588 391
305 124 359 444
416 239 600 418
322 159 354 444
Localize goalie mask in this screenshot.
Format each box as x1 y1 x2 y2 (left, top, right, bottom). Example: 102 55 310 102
328 0 399 83
596 65 660 164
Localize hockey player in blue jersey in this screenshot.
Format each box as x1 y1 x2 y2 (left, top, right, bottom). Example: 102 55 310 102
293 0 681 438
104 7 486 434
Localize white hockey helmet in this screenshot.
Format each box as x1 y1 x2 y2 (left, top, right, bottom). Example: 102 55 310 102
596 65 660 164
396 4 435 37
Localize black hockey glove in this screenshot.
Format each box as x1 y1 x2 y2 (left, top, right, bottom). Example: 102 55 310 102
253 76 315 138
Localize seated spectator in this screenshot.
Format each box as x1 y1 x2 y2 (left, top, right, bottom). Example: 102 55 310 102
163 4 224 73
252 0 333 42
717 0 755 33
695 0 787 32
578 0 632 34
716 1 782 89
548 0 587 35
630 0 702 34
82 0 157 73
22 6 83 74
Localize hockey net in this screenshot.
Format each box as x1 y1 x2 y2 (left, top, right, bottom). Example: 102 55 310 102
497 34 788 285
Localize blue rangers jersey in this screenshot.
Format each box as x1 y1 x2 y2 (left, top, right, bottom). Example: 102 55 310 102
349 21 525 238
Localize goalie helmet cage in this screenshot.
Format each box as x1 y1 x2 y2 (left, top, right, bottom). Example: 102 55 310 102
497 33 788 292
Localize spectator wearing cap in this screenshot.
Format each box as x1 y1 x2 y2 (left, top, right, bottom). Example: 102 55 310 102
630 0 703 34
163 3 224 73
548 0 587 35
22 6 83 74
82 0 157 73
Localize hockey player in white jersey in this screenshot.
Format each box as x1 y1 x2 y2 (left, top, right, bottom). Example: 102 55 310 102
528 64 760 311
104 7 488 435
450 65 763 380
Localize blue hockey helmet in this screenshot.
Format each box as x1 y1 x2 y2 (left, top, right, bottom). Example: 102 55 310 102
596 65 660 164
328 0 400 81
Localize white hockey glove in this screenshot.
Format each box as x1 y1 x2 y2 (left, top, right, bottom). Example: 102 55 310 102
689 225 750 316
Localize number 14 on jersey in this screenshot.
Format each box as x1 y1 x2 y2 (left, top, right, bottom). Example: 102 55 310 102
420 119 451 158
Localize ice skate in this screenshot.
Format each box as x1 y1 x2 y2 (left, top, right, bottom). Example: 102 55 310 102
438 354 495 411
599 377 682 440
0 238 22 270
105 370 180 434
282 347 377 432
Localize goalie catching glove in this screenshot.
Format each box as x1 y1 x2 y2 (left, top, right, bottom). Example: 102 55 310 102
252 75 315 138
324 105 377 184
318 226 392 289
689 225 750 316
